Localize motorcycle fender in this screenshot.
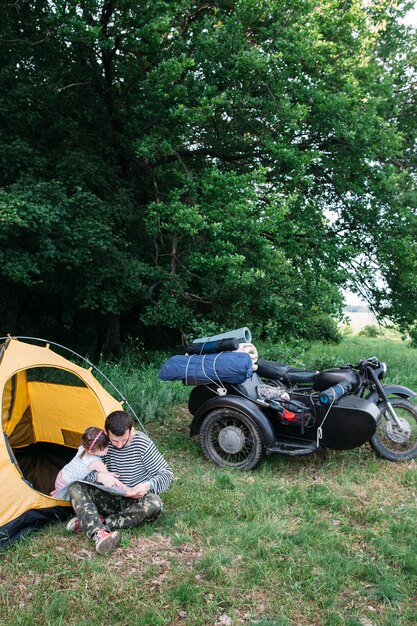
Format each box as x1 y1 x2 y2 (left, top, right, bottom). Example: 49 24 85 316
367 384 417 404
189 395 277 448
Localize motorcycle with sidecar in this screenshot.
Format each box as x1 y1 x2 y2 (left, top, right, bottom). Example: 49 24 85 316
159 331 417 470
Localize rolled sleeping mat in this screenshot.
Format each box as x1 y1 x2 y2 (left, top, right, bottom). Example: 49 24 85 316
192 327 252 344
237 342 258 371
319 381 352 405
185 338 239 355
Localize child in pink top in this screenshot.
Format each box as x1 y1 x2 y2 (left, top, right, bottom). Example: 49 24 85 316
51 427 115 499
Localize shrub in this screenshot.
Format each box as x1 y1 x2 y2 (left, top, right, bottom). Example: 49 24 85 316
257 340 307 366
359 324 379 338
302 314 342 344
409 325 417 349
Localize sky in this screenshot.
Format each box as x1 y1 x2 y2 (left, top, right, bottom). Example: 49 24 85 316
344 291 368 307
404 7 417 27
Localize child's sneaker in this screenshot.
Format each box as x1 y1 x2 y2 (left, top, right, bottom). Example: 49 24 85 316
66 515 105 533
94 529 120 555
66 517 82 533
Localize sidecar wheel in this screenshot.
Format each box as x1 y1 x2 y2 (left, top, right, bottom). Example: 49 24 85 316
200 408 264 470
370 398 417 461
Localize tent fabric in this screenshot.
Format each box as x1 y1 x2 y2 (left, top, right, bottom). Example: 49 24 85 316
0 506 71 549
0 337 124 548
22 382 106 445
158 352 253 385
2 371 29 437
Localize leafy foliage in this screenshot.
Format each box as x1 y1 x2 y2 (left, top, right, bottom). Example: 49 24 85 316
1 1 416 348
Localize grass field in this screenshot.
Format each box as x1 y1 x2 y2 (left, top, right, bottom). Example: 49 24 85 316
1 337 417 626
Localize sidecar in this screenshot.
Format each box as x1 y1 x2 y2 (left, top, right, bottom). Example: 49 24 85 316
158 331 379 470
186 371 379 470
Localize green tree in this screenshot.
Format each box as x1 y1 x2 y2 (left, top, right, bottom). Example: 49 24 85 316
0 1 415 347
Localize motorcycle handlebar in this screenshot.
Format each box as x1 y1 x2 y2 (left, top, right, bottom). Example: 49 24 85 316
350 356 380 370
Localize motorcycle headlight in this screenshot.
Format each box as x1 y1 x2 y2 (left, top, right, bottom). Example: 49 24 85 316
379 362 387 380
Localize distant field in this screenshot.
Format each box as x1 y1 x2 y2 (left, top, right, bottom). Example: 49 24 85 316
343 310 378 332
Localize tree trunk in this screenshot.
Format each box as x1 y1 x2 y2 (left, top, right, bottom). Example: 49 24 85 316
97 313 121 351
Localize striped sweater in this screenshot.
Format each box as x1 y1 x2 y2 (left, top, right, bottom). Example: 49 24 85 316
104 431 173 495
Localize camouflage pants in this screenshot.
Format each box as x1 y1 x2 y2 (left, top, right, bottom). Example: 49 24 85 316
68 482 163 539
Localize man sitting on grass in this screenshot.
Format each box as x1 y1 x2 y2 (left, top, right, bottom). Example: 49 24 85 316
66 410 173 555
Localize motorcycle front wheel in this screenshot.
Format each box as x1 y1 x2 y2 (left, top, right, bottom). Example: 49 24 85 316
370 397 417 461
200 408 264 470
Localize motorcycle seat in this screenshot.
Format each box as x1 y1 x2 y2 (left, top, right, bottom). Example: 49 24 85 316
257 359 317 385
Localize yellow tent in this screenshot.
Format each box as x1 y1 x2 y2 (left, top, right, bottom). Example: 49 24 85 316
0 337 123 548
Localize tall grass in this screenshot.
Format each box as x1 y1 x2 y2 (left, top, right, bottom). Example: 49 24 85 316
94 347 190 425
1 336 417 625
259 335 417 390
97 335 417 425
94 335 417 424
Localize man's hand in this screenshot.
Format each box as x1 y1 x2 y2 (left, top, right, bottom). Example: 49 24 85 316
124 482 151 499
97 471 125 490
